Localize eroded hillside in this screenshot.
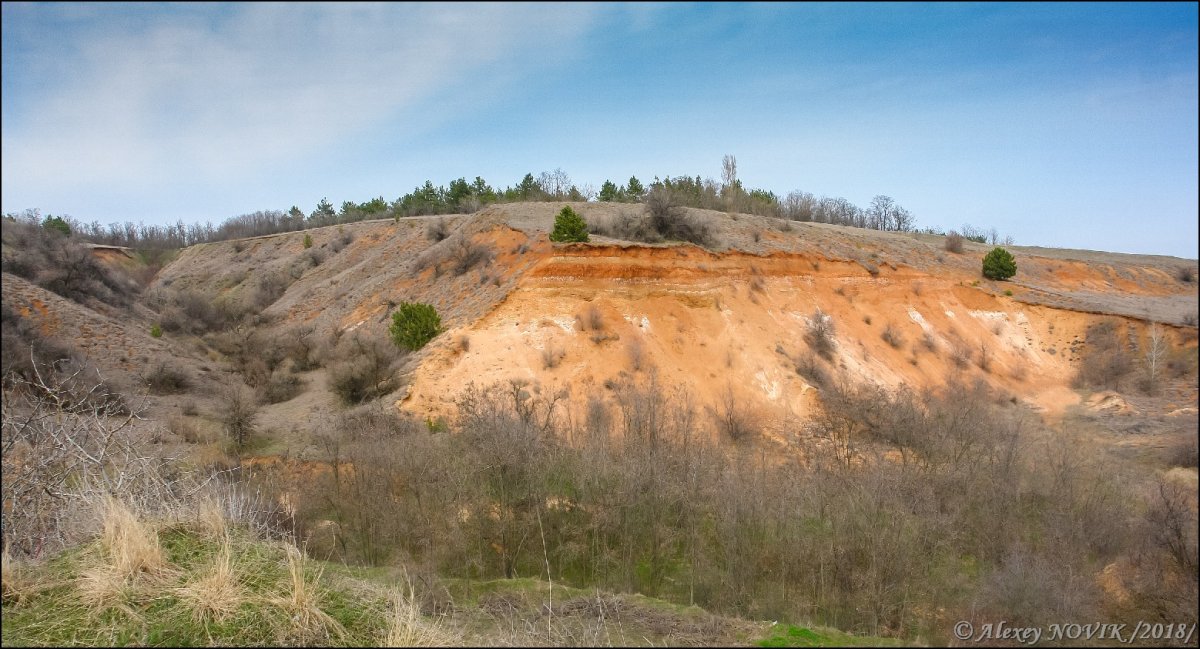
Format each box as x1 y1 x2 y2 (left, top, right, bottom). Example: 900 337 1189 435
10 201 1194 433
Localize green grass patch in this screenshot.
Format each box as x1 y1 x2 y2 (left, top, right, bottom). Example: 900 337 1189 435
756 623 911 647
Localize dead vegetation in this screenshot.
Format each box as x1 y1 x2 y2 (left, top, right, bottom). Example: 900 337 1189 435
944 231 965 253
1074 320 1134 391
804 308 836 360
586 189 717 248
1 216 138 310
414 232 495 277
880 323 903 349
326 332 405 405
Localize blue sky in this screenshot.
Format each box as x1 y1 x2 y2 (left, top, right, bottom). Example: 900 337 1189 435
3 2 1197 257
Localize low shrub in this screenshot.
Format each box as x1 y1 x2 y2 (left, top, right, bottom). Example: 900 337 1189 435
414 234 493 277
579 304 605 331
251 272 292 310
1168 434 1199 468
219 383 259 452
881 324 903 348
588 211 661 243
644 187 715 247
450 236 494 275
1 217 136 308
328 334 403 405
1 303 79 384
426 218 450 242
921 332 938 353
541 344 565 369
260 368 305 404
158 289 247 335
804 308 836 360
143 363 191 395
389 302 442 352
1073 320 1133 390
945 231 965 253
950 343 972 369
709 385 758 443
794 352 829 388
167 415 206 444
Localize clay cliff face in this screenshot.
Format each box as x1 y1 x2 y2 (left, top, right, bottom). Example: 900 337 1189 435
401 234 1162 434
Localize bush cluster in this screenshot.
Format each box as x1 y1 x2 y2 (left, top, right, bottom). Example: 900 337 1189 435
389 302 442 352
1 216 136 309
327 332 403 405
414 233 494 277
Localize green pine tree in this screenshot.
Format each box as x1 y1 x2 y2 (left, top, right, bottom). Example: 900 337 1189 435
982 247 1017 280
389 302 443 351
598 180 619 202
42 215 71 236
627 176 645 201
549 206 589 243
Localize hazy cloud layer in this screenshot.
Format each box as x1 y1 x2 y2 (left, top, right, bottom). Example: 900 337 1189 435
3 3 599 199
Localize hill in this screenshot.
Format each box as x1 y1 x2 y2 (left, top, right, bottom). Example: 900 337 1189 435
2 201 1197 646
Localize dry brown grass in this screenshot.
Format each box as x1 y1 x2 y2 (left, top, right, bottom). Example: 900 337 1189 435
99 496 166 577
197 498 228 540
382 576 454 647
2 547 35 605
268 544 345 642
78 496 169 610
176 534 244 624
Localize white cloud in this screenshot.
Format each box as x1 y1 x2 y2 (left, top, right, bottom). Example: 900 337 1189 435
2 3 602 205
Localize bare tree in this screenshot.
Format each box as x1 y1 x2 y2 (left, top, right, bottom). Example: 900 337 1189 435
866 195 914 232
709 383 757 443
1142 322 1168 395
781 190 816 221
721 154 740 210
537 168 572 199
721 155 738 193
220 383 259 453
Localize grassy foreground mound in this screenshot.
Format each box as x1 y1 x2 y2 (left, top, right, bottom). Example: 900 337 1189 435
0 497 910 647
1 497 407 646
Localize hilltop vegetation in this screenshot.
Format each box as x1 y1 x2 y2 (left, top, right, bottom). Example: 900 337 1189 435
6 155 1005 252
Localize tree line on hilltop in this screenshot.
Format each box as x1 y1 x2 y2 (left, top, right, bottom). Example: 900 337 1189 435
4 156 1009 251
